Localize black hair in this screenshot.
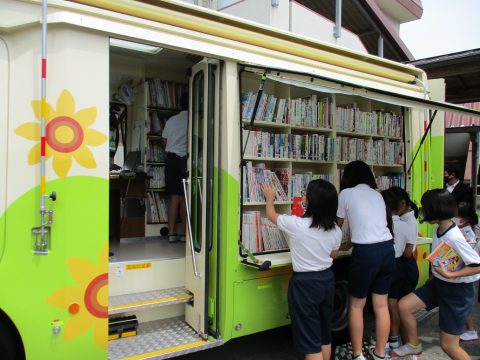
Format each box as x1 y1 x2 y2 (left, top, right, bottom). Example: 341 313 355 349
420 189 457 222
303 179 338 231
380 189 397 237
180 93 189 111
457 201 479 226
340 160 377 191
389 186 419 219
445 164 463 181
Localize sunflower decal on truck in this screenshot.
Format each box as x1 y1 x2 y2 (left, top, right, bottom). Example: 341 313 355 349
15 89 107 177
47 242 108 349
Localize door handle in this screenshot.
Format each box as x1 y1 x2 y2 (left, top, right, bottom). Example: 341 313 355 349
182 178 199 277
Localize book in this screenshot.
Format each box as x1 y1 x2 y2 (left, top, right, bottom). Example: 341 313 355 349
427 241 465 272
291 196 306 217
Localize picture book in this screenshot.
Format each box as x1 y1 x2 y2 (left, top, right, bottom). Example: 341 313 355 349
427 241 465 272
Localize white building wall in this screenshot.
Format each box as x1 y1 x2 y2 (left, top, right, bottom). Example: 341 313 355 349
215 0 367 53
291 2 367 52
219 0 271 26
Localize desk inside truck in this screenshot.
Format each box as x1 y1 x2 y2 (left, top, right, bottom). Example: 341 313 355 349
109 173 148 239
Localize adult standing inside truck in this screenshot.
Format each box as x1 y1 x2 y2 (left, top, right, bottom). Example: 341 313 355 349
162 94 188 243
337 160 395 360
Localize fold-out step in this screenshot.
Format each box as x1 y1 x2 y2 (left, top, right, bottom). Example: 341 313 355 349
108 317 222 360
109 287 192 315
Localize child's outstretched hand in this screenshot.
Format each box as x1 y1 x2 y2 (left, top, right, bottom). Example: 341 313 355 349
261 183 276 202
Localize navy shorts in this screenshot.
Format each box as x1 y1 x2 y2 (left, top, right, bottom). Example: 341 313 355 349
288 269 334 354
349 240 395 298
389 257 419 300
165 152 187 196
414 277 474 335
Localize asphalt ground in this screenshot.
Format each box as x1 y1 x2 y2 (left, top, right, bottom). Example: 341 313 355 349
177 303 480 360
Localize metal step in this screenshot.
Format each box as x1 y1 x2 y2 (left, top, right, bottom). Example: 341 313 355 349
109 287 193 315
108 317 222 360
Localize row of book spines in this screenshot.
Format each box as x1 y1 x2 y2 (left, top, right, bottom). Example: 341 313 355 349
241 211 289 253
241 92 333 126
147 111 167 136
241 92 288 123
243 130 336 160
375 175 405 191
147 167 165 189
147 79 187 109
335 108 403 137
336 137 404 165
146 142 164 162
243 165 288 202
146 191 168 223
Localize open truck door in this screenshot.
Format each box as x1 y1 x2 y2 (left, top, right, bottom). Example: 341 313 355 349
184 59 219 338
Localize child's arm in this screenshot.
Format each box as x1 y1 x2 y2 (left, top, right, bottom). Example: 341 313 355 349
261 183 279 225
434 264 480 279
339 239 352 251
330 250 339 259
402 243 414 258
336 217 344 228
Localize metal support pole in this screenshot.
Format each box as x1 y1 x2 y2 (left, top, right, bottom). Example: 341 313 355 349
471 132 479 209
334 0 342 39
378 35 384 58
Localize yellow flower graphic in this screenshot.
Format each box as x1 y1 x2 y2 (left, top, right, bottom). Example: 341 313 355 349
15 89 107 178
47 242 108 349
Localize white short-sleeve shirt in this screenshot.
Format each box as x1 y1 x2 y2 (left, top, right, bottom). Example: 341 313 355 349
392 210 418 258
277 215 342 272
337 184 392 244
162 110 188 157
432 223 480 284
392 215 415 257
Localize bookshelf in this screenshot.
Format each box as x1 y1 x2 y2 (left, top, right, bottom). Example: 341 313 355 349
143 80 187 235
240 71 406 257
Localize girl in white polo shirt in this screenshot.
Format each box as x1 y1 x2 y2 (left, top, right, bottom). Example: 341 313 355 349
393 189 480 358
337 161 394 360
261 179 342 360
381 187 419 350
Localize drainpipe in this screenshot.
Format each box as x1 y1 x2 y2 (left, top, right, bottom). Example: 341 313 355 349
333 0 342 39
378 35 384 58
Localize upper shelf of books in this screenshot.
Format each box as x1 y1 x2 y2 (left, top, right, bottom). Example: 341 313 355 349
241 72 403 139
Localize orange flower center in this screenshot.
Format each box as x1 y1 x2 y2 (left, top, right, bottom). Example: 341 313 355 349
84 273 108 319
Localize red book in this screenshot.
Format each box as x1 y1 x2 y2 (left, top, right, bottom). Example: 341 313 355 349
291 196 306 217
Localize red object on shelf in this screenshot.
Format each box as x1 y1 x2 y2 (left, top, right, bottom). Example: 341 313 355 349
291 196 306 217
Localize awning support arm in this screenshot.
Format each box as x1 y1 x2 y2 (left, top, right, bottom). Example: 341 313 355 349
407 109 438 175
241 72 267 158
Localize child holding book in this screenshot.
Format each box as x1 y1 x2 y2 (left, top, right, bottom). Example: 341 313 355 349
261 179 342 360
337 161 395 360
392 189 480 359
456 201 480 342
381 187 419 351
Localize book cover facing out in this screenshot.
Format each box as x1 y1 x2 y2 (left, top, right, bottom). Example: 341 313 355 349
291 196 306 217
427 241 465 272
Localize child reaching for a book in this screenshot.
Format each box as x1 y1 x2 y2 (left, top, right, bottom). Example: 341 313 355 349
261 179 342 360
392 189 480 359
456 201 480 342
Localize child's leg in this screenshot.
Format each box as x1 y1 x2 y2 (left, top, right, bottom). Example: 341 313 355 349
305 352 323 360
372 293 390 357
388 298 400 337
465 314 474 331
439 332 471 360
321 344 331 360
398 292 426 345
349 296 366 357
